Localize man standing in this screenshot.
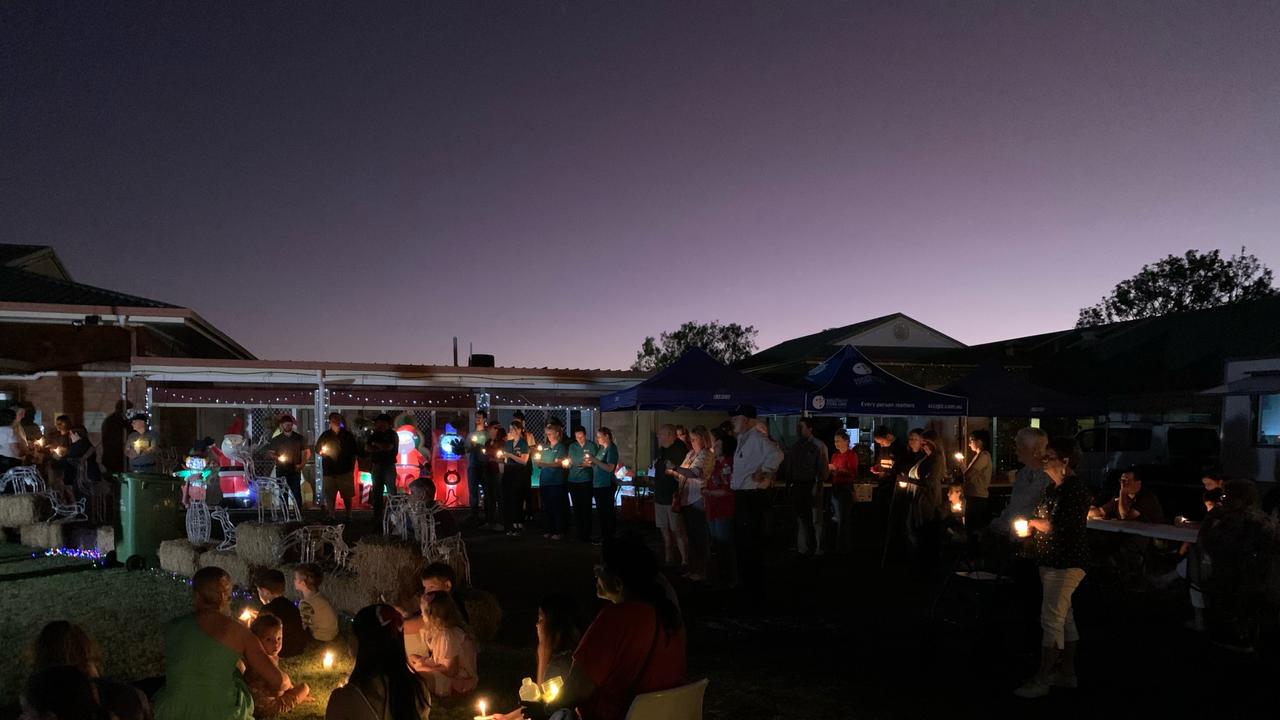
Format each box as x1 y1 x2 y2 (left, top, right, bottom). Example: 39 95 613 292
315 412 359 521
653 424 689 568
783 418 829 556
467 410 488 517
871 427 911 481
365 413 400 524
124 414 159 472
266 414 309 507
730 405 783 589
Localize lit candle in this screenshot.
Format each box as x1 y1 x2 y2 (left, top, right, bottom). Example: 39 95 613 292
536 444 543 451
239 608 255 624
951 501 963 513
541 676 563 703
1013 518 1031 538
496 450 504 458
534 452 542 461
560 458 570 468
898 480 908 488
277 453 288 463
323 650 335 669
474 699 489 720
953 452 965 462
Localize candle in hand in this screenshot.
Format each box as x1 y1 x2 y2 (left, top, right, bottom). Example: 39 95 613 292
1013 518 1031 538
475 700 488 720
953 452 965 462
239 608 255 624
278 454 288 463
322 650 335 669
560 458 570 468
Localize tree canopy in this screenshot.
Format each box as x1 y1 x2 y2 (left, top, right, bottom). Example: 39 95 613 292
1076 248 1277 327
632 321 758 372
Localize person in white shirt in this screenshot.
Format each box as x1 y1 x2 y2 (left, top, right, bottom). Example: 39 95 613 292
728 405 782 589
990 427 1050 536
0 408 26 472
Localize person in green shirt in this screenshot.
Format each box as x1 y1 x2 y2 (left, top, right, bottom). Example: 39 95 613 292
586 427 621 542
567 426 599 542
534 421 571 540
501 420 531 535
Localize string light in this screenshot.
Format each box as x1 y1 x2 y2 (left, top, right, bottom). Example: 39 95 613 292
40 547 105 562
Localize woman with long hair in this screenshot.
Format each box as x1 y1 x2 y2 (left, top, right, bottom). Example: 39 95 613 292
327 604 430 720
535 594 584 684
962 429 993 532
409 592 478 698
587 427 620 542
549 535 686 720
675 426 715 580
501 420 531 536
28 620 151 720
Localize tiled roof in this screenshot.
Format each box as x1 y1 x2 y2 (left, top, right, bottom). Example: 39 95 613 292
737 314 906 371
0 266 178 309
0 244 51 266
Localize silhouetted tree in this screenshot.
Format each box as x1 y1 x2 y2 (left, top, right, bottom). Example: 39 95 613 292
632 321 758 372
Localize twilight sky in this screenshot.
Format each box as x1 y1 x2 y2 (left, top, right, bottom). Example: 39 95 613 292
3 1 1278 369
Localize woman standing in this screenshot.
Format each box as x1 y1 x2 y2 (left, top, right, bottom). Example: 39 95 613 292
1014 437 1089 698
962 429 993 532
705 434 738 588
482 423 506 531
907 432 948 566
588 428 620 542
828 431 860 554
327 604 431 720
501 421 530 536
535 422 570 541
675 426 715 581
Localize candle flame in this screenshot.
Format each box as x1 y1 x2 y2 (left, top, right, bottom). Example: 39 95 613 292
898 480 908 488
322 650 335 669
953 452 965 461
478 700 487 717
1014 518 1031 538
239 608 255 624
277 454 287 463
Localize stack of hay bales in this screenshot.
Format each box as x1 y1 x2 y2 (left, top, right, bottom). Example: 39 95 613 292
351 535 423 608
0 494 48 530
236 522 289 568
159 539 205 578
19 520 68 549
199 549 251 587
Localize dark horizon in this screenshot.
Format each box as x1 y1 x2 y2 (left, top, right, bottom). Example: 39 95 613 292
4 1 1278 369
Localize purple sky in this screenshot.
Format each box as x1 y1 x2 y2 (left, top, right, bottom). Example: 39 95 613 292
4 1 1278 369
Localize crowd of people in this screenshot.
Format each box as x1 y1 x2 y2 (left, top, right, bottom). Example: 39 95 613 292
18 535 686 720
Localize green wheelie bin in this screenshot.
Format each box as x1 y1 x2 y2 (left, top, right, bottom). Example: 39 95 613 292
115 473 186 567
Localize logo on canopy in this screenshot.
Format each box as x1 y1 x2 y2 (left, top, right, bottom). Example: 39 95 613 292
811 395 826 410
851 362 872 376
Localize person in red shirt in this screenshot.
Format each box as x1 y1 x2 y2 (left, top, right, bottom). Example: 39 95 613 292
829 430 860 554
704 434 738 589
552 535 687 720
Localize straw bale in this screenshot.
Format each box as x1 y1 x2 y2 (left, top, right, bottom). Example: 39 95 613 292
323 570 376 616
351 535 422 605
236 522 288 567
199 549 252 587
20 521 68 549
464 589 502 643
94 525 115 555
0 495 47 528
159 539 204 578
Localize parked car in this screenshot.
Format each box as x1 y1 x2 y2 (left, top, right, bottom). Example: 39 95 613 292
1075 423 1220 518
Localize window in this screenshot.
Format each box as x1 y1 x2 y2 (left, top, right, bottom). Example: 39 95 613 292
1257 394 1280 446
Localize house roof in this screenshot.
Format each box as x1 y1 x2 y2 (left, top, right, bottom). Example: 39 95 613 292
740 314 908 371
0 266 178 309
0 244 51 265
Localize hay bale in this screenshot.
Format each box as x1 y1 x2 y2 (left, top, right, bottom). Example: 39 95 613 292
20 521 68 549
323 570 375 616
0 494 48 528
351 535 422 605
464 589 502 643
159 539 204 577
236 522 287 568
279 563 301 602
94 525 115 555
199 549 252 587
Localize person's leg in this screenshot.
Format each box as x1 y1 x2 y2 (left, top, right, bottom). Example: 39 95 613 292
685 503 709 578
656 503 675 564
284 471 303 509
322 474 340 518
545 485 565 537
370 464 387 523
1056 568 1086 680
484 468 500 526
593 485 616 540
812 487 827 556
338 474 355 521
467 459 481 512
833 486 852 553
671 507 690 567
569 483 591 541
1018 566 1079 695
502 469 521 530
793 483 814 555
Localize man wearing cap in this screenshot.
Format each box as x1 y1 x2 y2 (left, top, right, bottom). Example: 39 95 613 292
729 404 783 588
366 413 400 523
315 412 359 521
266 414 310 507
124 413 160 472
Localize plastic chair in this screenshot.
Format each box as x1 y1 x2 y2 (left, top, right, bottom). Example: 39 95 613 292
624 678 708 720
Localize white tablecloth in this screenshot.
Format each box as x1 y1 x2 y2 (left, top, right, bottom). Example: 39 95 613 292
1087 518 1199 543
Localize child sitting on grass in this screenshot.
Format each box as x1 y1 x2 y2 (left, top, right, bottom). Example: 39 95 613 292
255 569 306 657
293 563 339 642
408 591 478 697
245 615 310 718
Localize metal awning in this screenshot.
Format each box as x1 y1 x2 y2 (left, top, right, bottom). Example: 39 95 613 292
1200 371 1280 396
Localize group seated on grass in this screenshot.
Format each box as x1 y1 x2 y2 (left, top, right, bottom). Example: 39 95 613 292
18 534 689 720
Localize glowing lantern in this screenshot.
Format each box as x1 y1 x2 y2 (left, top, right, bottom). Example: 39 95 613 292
1014 518 1031 538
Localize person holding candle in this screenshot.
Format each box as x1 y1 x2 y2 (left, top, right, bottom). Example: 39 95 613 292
326 604 431 720
588 427 620 542
55 424 101 500
729 405 783 590
962 429 993 536
366 414 401 525
481 422 506 531
1014 437 1090 699
535 422 571 540
501 420 531 536
125 413 159 473
653 424 690 569
153 567 283 720
567 425 599 543
674 426 715 579
828 429 859 554
541 535 686 720
315 413 359 521
705 433 738 588
265 415 309 508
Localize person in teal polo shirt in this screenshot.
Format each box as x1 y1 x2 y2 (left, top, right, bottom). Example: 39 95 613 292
501 420 531 536
567 426 599 542
535 422 570 540
588 427 621 542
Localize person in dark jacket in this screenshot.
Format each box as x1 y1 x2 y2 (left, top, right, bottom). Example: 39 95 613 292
315 413 359 521
57 425 102 495
254 570 307 658
1015 437 1090 699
